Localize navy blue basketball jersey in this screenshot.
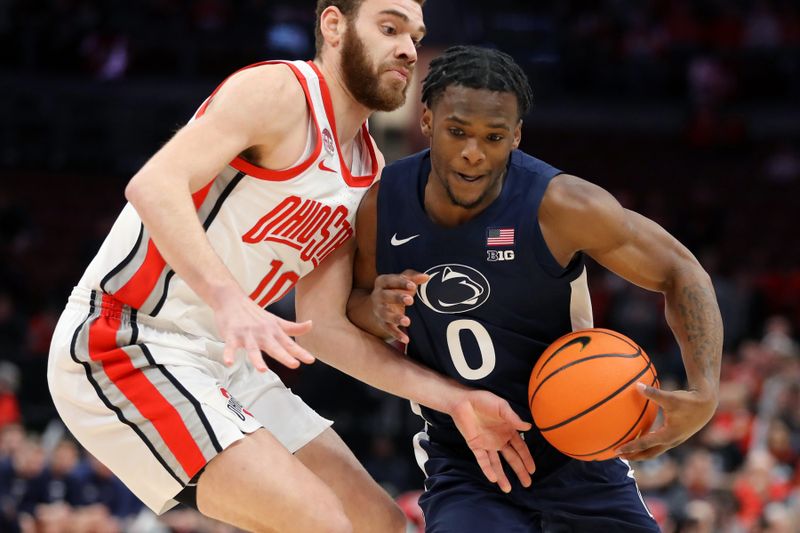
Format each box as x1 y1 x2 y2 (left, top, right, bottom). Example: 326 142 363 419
376 149 594 475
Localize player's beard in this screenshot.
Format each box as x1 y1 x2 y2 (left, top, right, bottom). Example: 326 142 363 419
341 23 410 112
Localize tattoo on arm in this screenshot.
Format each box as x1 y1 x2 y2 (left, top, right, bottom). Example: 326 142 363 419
676 283 723 383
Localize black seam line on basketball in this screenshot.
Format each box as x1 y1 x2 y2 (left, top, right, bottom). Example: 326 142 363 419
537 360 653 433
69 292 183 485
138 343 223 453
567 374 658 457
530 349 642 404
568 398 652 458
593 329 638 350
536 336 591 379
596 329 652 365
100 224 145 293
150 171 245 317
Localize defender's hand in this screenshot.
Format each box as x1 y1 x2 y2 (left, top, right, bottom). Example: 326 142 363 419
371 270 429 343
616 383 717 460
450 390 536 493
213 292 315 371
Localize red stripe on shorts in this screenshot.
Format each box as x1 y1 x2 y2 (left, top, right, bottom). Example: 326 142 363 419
88 296 207 478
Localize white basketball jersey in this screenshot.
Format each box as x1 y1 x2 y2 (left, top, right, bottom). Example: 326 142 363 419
79 60 378 341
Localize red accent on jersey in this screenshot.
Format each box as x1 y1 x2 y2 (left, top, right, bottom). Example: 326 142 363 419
113 241 167 309
248 260 300 308
241 195 353 267
195 61 323 182
113 181 215 309
90 295 207 478
307 61 378 188
192 177 216 206
318 160 336 173
256 272 299 308
263 237 302 250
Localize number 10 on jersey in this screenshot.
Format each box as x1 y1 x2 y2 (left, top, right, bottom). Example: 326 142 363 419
249 259 299 308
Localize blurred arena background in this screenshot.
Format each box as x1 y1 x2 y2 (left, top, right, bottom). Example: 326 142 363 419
0 1 799 531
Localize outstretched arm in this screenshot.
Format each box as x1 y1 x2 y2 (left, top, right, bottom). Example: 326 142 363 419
540 174 723 460
298 183 535 492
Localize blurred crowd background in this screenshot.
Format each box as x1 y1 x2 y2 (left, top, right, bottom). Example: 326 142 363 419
1 0 799 531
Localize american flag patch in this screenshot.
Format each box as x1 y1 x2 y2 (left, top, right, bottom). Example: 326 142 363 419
486 227 515 246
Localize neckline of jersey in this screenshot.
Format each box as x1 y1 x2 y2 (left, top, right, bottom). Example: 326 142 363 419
412 150 520 232
306 61 377 189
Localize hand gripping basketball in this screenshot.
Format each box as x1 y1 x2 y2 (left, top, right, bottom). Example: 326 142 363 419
615 383 718 460
528 328 659 461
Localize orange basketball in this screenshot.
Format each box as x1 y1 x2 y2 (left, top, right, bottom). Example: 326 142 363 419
528 328 659 461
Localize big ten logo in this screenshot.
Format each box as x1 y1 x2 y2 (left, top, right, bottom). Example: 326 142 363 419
486 250 515 262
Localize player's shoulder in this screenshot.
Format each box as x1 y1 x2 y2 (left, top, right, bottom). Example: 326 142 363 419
227 62 305 98
360 179 380 210
356 180 380 233
543 173 617 220
508 149 561 180
206 63 307 123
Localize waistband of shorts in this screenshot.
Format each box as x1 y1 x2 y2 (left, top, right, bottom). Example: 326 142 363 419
426 422 548 456
67 286 179 333
67 286 131 318
425 423 570 480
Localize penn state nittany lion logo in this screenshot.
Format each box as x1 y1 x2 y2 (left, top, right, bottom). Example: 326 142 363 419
417 264 491 314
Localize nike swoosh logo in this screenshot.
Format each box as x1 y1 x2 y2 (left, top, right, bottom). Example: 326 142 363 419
318 160 336 173
391 233 420 246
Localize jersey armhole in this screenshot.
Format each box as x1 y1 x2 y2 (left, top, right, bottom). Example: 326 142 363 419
194 61 323 182
307 61 377 188
374 173 391 275
529 174 586 280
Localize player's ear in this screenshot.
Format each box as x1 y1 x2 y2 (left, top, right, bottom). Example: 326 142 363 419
320 6 346 48
420 106 433 138
512 120 522 149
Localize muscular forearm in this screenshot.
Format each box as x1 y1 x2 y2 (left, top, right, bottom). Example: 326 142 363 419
664 268 723 400
122 75 292 310
298 318 468 415
125 168 243 307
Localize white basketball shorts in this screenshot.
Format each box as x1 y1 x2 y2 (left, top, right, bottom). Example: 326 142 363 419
48 287 332 514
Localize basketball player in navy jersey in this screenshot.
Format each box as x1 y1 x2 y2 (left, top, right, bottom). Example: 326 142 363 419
48 4 536 532
349 46 723 531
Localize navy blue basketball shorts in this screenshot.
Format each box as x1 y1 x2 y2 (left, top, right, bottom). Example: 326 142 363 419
416 437 659 533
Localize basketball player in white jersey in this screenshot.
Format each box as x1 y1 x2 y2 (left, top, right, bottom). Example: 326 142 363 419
47 1 536 531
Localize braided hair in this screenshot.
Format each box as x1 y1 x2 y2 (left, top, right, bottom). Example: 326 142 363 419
421 46 533 118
